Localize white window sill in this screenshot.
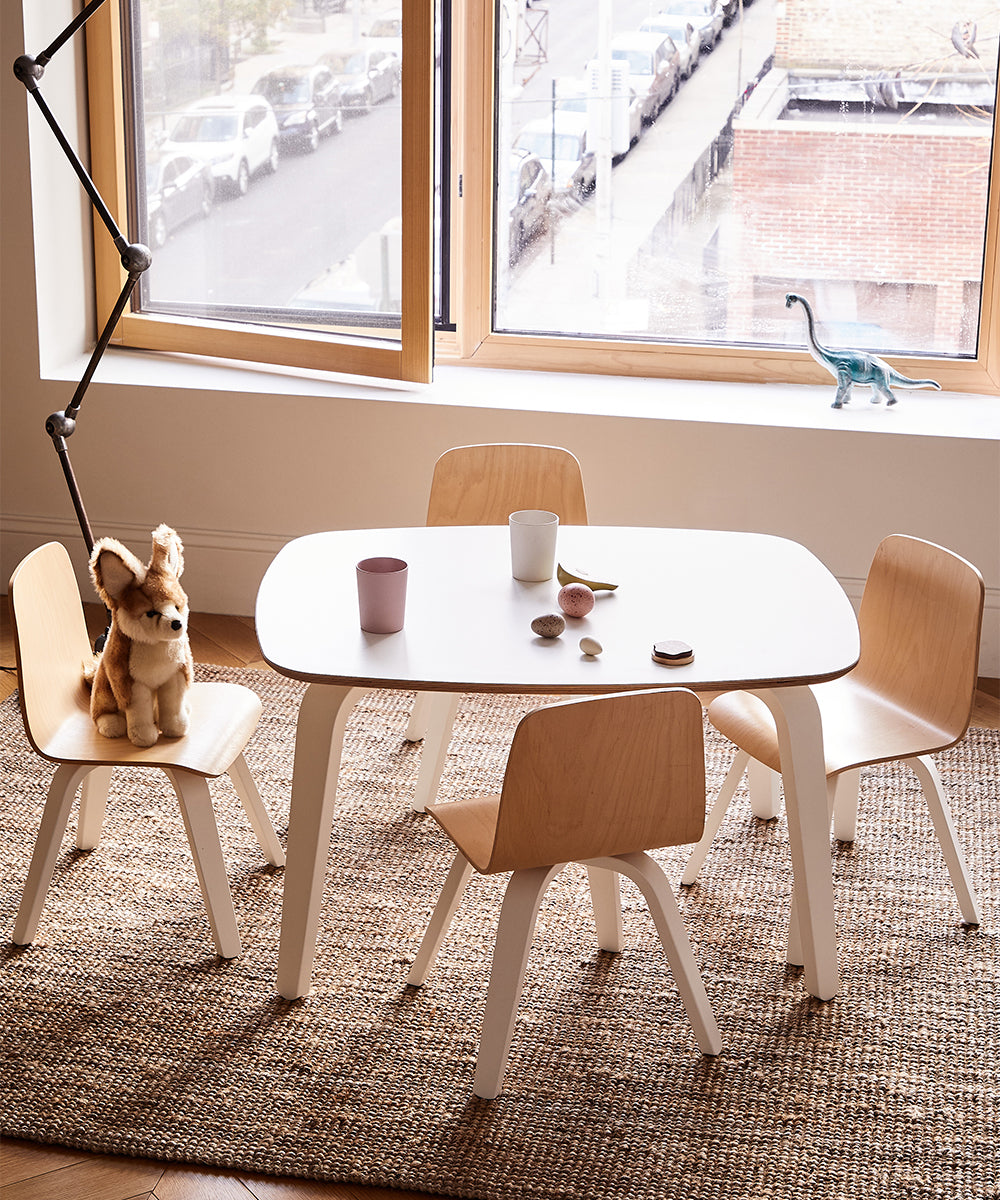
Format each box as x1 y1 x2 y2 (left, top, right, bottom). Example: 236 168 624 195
48 347 1000 442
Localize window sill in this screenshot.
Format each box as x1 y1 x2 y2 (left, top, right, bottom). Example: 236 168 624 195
48 346 1000 442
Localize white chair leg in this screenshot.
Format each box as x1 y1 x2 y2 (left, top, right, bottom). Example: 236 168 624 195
681 749 749 885
407 851 475 985
831 768 861 842
747 758 782 820
227 753 286 866
474 864 561 1099
404 691 435 741
411 693 461 813
13 763 92 945
597 852 721 1056
76 766 114 850
908 755 982 925
586 865 623 952
164 769 242 959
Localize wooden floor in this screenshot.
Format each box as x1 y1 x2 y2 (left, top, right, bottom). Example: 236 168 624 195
1 605 998 1200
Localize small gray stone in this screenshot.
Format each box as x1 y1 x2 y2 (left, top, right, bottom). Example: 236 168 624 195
531 613 566 639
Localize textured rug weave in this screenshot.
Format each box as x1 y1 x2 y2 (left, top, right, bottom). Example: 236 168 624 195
1 667 997 1200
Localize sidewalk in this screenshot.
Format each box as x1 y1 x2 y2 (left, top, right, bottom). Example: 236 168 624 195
499 3 776 335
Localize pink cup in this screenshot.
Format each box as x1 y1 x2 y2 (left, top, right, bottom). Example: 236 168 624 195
356 557 408 633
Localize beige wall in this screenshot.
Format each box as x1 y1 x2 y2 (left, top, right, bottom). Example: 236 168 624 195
3 1 998 674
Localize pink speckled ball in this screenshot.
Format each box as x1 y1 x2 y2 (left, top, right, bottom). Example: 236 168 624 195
558 582 596 618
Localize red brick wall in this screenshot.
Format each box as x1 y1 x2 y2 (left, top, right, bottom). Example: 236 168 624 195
775 0 989 72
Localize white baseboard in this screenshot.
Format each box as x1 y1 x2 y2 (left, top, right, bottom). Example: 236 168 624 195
3 513 998 676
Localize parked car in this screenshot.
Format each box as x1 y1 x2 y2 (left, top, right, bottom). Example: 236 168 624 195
508 151 553 264
639 16 700 78
251 64 343 151
163 94 279 196
321 47 400 112
364 8 403 61
555 75 643 159
720 0 740 24
607 31 680 124
513 112 596 200
652 1 725 52
145 152 214 247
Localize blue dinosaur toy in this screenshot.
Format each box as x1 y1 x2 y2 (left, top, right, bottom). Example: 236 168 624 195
786 293 941 409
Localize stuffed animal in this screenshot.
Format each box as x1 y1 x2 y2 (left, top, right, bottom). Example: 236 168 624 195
88 524 193 747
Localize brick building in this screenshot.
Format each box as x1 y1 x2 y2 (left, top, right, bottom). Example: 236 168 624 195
727 0 994 353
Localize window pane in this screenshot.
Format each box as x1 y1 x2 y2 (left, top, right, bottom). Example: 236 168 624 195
132 0 402 341
494 0 997 359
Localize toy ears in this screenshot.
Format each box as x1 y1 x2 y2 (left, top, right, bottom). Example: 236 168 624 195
90 537 146 605
150 524 185 579
89 525 185 606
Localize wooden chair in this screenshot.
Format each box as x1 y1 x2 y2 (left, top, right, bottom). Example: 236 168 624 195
405 443 589 810
682 535 985 929
408 688 722 1098
8 541 285 959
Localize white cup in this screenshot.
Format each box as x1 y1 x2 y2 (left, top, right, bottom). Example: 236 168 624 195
509 510 559 581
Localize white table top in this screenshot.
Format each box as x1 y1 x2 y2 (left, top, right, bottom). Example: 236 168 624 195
256 526 860 695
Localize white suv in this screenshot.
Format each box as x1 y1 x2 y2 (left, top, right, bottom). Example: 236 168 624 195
164 95 279 197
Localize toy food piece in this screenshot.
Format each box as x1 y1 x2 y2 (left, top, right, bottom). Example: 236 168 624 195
558 582 596 617
556 563 618 591
652 639 694 666
579 637 603 656
531 613 566 639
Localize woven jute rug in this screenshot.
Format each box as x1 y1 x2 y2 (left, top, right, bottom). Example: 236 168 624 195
2 667 997 1199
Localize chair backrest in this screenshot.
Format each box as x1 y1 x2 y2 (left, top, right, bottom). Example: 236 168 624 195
485 689 706 873
426 444 589 527
9 541 95 757
854 534 985 750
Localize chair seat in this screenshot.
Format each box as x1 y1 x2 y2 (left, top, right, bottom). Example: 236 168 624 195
709 675 961 779
428 794 501 872
33 681 263 778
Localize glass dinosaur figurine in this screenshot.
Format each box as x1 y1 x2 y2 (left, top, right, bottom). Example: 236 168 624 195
785 293 941 409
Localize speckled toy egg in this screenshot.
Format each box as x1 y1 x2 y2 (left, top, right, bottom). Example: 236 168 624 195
531 613 566 639
579 637 603 656
558 582 596 618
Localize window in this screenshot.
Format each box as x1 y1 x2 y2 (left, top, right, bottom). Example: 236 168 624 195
88 0 1000 393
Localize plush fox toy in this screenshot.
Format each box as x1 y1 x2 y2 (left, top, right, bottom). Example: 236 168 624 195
88 524 193 747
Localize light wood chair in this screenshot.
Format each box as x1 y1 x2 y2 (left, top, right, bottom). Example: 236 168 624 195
408 688 722 1098
682 535 985 929
8 541 285 959
405 443 589 810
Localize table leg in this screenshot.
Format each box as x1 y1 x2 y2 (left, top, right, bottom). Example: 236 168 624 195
277 683 364 1000
752 686 840 1001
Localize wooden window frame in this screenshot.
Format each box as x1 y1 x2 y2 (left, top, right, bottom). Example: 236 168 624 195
88 2 999 395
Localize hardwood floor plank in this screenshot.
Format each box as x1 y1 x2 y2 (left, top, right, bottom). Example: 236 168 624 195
187 613 268 671
0 1156 163 1200
242 1178 388 1200
0 1140 91 1186
152 1164 256 1199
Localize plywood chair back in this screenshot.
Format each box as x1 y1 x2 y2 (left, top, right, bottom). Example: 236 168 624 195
426 444 589 527
437 689 706 874
10 541 97 760
850 533 985 758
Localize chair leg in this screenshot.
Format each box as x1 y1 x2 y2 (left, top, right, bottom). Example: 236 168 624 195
747 758 782 820
908 755 982 925
164 769 242 959
76 766 114 850
227 753 286 867
681 749 749 885
786 775 839 966
411 693 461 813
600 851 722 1056
586 865 623 952
407 851 475 985
404 691 435 741
831 768 861 843
13 763 92 946
474 864 562 1099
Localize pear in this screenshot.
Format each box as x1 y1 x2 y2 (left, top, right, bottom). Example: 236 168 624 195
556 563 618 591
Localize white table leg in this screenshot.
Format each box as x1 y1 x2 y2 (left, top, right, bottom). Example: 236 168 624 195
277 683 363 1000
752 686 840 1001
411 693 461 812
